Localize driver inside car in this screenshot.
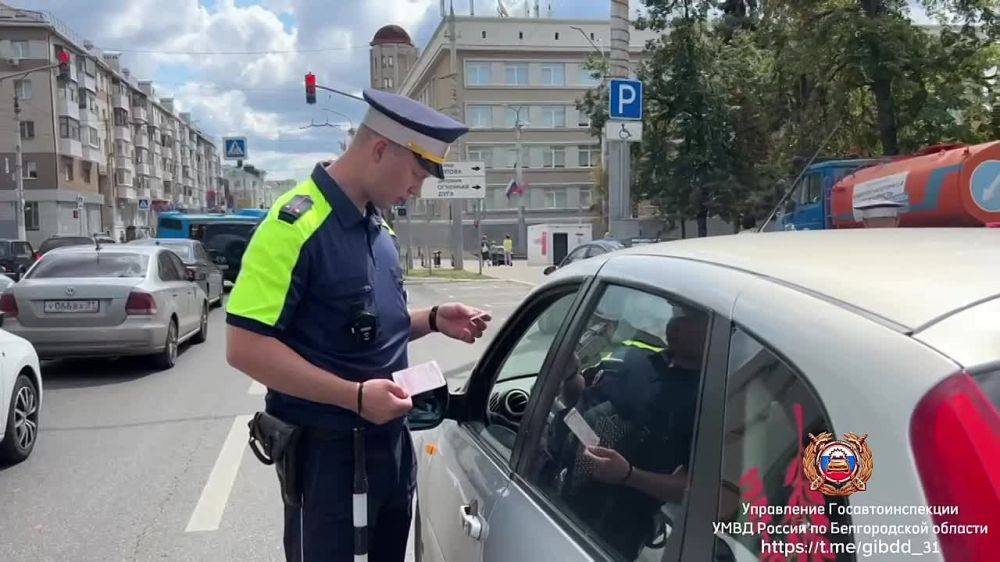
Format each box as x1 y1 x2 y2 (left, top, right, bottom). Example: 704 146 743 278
535 311 708 560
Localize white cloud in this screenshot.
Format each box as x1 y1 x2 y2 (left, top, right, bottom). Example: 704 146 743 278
252 149 340 180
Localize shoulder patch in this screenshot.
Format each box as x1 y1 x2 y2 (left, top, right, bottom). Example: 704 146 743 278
278 195 313 223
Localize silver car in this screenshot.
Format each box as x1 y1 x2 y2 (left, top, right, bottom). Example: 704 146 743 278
1 245 209 369
408 229 999 562
128 238 225 307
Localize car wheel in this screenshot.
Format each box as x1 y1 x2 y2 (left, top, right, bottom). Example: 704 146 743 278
152 320 178 370
192 304 208 344
0 373 39 464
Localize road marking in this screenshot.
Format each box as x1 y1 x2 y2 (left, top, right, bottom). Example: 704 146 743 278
248 380 266 395
185 414 253 533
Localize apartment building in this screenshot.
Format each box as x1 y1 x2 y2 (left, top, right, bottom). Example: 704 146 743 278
374 16 656 254
223 164 267 210
0 3 222 244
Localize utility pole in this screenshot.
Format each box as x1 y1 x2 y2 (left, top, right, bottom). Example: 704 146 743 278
607 0 638 240
514 110 526 258
447 3 465 270
12 93 26 240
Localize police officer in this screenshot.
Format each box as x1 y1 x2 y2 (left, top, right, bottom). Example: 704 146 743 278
226 88 491 562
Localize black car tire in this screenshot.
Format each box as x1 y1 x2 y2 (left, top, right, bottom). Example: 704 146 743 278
192 304 208 344
152 320 178 370
0 373 39 464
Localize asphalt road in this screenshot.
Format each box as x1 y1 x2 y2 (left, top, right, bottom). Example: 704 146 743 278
0 278 532 562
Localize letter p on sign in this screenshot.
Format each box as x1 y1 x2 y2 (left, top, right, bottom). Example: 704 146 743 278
609 78 643 121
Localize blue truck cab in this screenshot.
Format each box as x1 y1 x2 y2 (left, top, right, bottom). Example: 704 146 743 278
780 159 876 230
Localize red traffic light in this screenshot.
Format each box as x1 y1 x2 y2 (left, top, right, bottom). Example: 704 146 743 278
57 50 70 64
305 72 316 105
56 49 70 80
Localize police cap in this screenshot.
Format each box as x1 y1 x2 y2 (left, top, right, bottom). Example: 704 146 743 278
361 88 469 179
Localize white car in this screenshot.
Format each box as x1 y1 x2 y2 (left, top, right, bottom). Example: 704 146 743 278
0 326 42 464
407 228 999 562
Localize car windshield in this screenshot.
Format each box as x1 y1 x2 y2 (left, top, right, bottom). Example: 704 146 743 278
28 252 149 279
39 237 93 254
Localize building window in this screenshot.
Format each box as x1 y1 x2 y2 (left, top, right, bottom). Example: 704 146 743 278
578 66 601 87
540 63 565 86
579 188 593 209
20 121 34 140
23 161 38 179
14 79 31 100
467 148 493 169
382 77 393 88
115 169 132 186
78 87 87 109
114 108 129 126
82 162 93 184
12 40 29 59
578 145 600 167
465 61 492 85
59 116 81 140
468 105 493 128
542 146 566 168
387 56 394 67
554 32 560 40
481 30 487 39
380 55 387 67
518 31 524 40
543 188 567 208
89 127 100 148
62 157 74 181
540 106 566 128
505 106 529 129
504 63 528 85
24 202 39 231
76 54 86 72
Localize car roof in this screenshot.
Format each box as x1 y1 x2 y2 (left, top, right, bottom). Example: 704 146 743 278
131 238 199 246
609 228 1000 332
47 244 164 256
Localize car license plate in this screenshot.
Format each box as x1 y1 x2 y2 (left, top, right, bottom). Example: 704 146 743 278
44 300 99 313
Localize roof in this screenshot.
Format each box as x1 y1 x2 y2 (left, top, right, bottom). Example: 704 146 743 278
617 229 1000 332
49 244 163 256
371 25 413 46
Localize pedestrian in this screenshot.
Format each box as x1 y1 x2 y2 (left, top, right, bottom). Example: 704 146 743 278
227 88 492 562
480 236 491 267
503 234 513 266
853 199 904 228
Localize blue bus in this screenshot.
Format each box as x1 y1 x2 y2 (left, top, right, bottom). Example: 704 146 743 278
157 212 264 282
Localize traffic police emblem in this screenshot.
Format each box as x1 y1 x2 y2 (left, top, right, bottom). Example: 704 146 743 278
803 432 874 497
278 194 313 223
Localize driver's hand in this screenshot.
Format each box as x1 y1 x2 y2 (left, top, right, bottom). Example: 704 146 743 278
584 446 631 484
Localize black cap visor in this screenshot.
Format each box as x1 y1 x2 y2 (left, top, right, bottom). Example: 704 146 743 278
414 152 444 179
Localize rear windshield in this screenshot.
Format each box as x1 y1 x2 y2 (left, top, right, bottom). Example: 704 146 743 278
40 237 92 254
0 243 10 258
159 244 194 261
28 253 149 279
973 370 1000 411
201 223 256 253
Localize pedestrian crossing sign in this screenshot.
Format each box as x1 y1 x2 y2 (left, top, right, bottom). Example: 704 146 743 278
223 137 247 160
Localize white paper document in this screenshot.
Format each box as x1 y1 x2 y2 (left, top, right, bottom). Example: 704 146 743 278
392 361 447 396
564 408 599 447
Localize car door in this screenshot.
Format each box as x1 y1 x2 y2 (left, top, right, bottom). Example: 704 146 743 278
168 252 198 331
194 243 222 302
13 242 33 276
414 283 587 562
156 251 190 332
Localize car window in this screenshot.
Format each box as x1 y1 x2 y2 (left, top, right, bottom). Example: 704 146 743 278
564 246 589 264
158 252 180 282
0 243 11 258
193 243 210 262
800 173 823 205
521 284 709 561
161 244 194 261
713 327 853 562
14 242 33 258
972 369 999 410
28 252 149 279
479 290 579 462
39 237 92 254
167 252 189 280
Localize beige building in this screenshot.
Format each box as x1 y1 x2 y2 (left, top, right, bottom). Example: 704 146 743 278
0 3 222 244
223 164 267 210
376 16 656 255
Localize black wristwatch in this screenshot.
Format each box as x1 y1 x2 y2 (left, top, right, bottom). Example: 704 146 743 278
429 305 440 332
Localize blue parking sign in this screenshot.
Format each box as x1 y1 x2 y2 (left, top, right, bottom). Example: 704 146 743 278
609 79 643 121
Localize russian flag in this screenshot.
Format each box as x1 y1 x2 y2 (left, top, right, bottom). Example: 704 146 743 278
505 179 526 199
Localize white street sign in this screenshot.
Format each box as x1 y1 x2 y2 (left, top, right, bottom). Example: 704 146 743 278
420 161 486 199
605 120 643 142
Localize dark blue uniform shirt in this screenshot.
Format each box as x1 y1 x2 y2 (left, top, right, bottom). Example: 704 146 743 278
227 163 410 431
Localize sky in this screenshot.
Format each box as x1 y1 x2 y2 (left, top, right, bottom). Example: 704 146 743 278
21 1 933 180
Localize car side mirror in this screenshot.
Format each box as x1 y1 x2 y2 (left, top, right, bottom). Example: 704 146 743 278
407 386 450 431
543 265 557 276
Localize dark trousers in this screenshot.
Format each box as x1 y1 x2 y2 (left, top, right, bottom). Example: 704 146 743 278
282 427 415 562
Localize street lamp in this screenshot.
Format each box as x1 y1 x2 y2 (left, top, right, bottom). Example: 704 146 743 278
321 108 357 147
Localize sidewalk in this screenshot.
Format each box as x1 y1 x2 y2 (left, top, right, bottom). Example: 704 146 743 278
464 258 546 287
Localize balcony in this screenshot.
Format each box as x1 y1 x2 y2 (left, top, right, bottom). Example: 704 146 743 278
115 156 134 172
82 73 97 93
57 95 80 120
162 167 173 182
149 161 161 178
136 186 151 199
135 161 151 177
59 138 83 159
150 185 164 200
112 92 129 110
114 125 132 143
117 186 137 200
133 133 149 149
79 107 99 124
81 144 102 164
132 105 148 124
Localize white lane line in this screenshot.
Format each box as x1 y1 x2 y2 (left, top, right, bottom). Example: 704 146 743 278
185 414 253 533
248 380 266 395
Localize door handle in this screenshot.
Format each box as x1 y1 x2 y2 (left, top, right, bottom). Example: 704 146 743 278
459 500 484 541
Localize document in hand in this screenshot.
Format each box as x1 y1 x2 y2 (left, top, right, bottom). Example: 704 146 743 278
392 360 447 397
564 407 599 447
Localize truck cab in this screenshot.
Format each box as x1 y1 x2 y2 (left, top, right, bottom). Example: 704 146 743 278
780 159 874 230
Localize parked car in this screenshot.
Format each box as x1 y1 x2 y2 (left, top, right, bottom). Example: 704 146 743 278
407 229 999 562
36 236 95 258
0 239 37 281
129 239 224 307
0 245 209 369
543 239 624 275
0 325 41 464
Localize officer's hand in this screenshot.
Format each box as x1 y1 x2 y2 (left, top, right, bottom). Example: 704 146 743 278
360 379 413 425
436 303 491 344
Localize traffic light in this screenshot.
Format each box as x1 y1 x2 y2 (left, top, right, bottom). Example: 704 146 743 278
57 50 70 80
305 72 316 105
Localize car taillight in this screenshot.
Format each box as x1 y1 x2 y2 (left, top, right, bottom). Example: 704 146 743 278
910 371 1000 560
125 292 158 315
0 292 17 318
